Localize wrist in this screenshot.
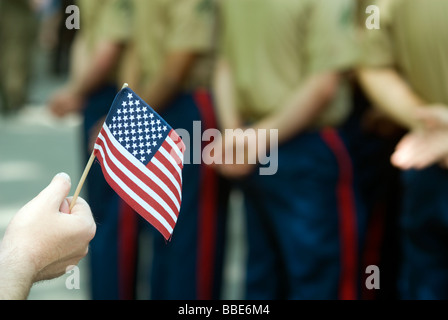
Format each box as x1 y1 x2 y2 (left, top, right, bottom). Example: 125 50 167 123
0 245 36 299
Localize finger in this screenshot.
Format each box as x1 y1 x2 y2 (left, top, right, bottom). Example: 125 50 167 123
392 136 434 170
38 173 72 208
391 139 419 169
66 196 96 236
59 198 70 214
66 196 90 217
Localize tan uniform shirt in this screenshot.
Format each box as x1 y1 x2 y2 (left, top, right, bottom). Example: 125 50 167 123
361 0 448 105
78 0 131 53
74 0 131 84
123 0 214 90
218 0 358 126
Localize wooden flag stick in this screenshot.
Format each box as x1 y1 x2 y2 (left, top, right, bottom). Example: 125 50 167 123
69 83 129 211
69 151 96 211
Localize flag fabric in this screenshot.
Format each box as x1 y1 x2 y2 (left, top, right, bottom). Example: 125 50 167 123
94 87 185 240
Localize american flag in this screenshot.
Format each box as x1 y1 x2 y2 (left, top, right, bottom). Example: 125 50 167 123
94 87 185 240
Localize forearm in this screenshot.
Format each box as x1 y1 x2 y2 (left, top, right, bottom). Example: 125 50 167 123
141 51 197 112
253 72 341 146
0 247 35 300
357 68 425 130
71 42 124 97
213 58 243 130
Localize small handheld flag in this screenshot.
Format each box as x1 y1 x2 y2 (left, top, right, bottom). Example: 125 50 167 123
91 85 185 240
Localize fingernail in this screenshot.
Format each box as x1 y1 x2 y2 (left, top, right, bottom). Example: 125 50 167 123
56 172 71 183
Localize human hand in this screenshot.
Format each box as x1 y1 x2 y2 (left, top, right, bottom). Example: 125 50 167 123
391 128 448 170
205 129 259 179
49 87 85 118
0 173 96 299
415 104 448 129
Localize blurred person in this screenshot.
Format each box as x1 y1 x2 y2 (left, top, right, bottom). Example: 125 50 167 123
48 0 132 299
0 0 38 115
210 0 364 299
337 0 406 300
0 173 96 300
34 0 76 76
119 0 230 300
358 0 448 299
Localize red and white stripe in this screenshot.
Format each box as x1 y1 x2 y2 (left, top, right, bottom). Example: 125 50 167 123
94 124 185 240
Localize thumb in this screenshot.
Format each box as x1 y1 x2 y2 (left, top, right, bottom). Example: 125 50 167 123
38 173 72 208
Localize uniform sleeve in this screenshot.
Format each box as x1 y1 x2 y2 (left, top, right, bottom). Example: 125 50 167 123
96 0 132 44
166 0 214 53
359 0 395 68
305 0 358 74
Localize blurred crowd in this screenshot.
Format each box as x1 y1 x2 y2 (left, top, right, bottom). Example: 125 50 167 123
2 0 448 300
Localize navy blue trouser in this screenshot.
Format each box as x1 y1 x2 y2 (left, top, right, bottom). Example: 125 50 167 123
240 127 366 300
399 166 448 300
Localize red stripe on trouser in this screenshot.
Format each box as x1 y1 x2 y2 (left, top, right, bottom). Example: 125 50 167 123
321 128 358 300
194 89 218 300
118 199 138 300
362 203 386 300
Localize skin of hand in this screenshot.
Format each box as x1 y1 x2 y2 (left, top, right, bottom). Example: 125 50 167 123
415 104 448 129
0 173 96 299
49 87 85 118
391 105 448 170
391 128 448 170
205 129 260 179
